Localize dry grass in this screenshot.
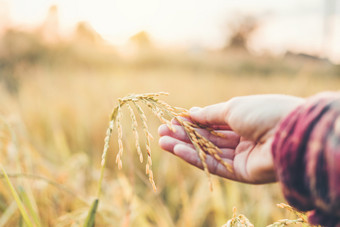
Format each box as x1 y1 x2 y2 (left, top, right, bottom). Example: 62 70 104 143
0 60 338 226
222 207 254 227
223 204 313 227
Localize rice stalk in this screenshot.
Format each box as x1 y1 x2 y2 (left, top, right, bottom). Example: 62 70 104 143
147 95 234 188
180 120 213 190
132 101 156 191
222 204 314 227
266 218 305 227
266 203 311 227
115 104 124 170
222 207 254 227
276 203 307 223
99 92 234 194
188 120 227 138
142 100 176 132
126 103 143 163
101 120 114 167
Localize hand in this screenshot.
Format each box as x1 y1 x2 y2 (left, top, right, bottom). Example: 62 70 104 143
158 94 305 184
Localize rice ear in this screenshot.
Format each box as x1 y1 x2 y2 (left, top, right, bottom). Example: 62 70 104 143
126 103 143 163
101 92 233 192
115 105 124 169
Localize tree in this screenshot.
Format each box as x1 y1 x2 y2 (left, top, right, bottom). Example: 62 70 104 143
129 31 152 50
224 15 259 52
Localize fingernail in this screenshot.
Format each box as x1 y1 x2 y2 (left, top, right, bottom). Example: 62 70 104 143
190 107 202 113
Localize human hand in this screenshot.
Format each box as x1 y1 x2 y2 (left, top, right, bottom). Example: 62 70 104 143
158 94 305 184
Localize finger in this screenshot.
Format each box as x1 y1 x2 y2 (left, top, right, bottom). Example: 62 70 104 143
174 144 236 180
172 117 231 130
158 124 240 148
207 124 232 130
160 133 235 159
189 104 230 126
158 136 193 154
171 117 190 126
158 124 188 141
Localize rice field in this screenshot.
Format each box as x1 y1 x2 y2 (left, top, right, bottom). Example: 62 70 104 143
0 42 339 226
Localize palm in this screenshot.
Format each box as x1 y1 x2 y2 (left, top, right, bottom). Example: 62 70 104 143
159 94 305 184
159 124 275 184
232 138 275 183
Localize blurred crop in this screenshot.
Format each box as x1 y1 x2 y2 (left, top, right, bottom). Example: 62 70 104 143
0 5 339 226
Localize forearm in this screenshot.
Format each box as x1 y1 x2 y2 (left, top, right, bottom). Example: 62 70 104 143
272 92 340 226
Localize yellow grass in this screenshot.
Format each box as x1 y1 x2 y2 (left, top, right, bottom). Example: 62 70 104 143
0 56 339 226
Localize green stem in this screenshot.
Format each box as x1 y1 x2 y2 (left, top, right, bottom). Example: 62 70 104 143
0 172 88 205
0 166 34 227
96 161 106 198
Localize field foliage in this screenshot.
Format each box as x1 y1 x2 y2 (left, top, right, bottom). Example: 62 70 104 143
0 28 339 226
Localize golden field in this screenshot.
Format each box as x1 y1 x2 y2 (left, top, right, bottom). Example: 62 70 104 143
0 29 339 226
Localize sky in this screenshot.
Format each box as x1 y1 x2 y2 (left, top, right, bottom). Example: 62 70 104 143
1 0 340 62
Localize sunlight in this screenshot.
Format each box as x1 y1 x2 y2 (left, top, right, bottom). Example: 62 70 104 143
115 0 159 22
2 0 340 62
74 0 160 45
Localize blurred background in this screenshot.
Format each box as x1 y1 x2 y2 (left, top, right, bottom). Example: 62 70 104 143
0 0 339 226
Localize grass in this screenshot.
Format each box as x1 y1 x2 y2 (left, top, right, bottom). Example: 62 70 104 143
222 204 311 227
0 51 338 226
0 166 35 227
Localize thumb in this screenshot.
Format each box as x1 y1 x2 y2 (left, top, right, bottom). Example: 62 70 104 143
189 102 229 125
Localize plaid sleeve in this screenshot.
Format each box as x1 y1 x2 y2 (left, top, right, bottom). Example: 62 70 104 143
272 92 340 227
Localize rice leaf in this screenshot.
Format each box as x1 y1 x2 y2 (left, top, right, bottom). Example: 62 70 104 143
83 199 99 227
19 187 42 227
0 166 34 227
